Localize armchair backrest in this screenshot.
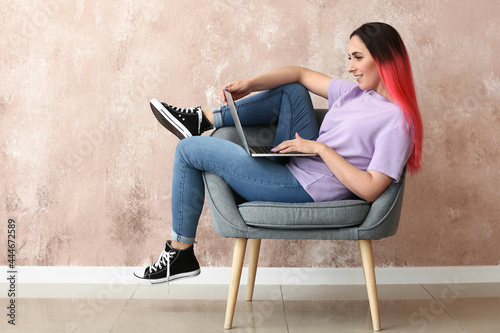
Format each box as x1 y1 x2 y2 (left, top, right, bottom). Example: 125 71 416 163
315 108 329 127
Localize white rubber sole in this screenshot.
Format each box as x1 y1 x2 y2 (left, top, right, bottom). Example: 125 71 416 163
150 98 193 139
133 268 201 286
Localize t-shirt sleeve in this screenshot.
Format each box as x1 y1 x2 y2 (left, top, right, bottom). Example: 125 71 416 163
328 78 358 109
367 123 414 182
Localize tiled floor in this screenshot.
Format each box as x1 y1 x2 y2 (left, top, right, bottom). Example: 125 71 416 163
1 282 499 332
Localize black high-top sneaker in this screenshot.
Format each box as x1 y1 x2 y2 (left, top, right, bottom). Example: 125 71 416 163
150 98 213 140
133 241 201 285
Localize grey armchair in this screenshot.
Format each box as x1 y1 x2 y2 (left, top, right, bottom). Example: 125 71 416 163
202 109 406 331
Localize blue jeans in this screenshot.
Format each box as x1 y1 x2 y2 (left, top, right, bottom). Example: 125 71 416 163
171 83 319 244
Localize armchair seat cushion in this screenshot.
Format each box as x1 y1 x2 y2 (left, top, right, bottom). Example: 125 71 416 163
238 200 370 229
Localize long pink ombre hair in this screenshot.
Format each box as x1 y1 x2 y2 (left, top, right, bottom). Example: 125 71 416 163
351 23 423 173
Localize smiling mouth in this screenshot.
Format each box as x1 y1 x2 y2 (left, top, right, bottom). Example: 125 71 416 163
355 74 364 82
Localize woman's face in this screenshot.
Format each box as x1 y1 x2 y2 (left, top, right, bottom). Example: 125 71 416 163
348 35 390 100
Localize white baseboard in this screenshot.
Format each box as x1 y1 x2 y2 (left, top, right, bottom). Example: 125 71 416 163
2 265 500 285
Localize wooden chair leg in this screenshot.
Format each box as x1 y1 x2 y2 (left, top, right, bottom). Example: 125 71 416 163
246 239 261 301
358 239 381 331
225 238 248 330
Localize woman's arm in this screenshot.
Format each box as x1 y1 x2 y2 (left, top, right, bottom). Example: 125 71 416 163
223 66 332 102
317 143 393 202
273 133 393 202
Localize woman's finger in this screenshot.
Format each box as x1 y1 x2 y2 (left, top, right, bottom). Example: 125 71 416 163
272 139 295 153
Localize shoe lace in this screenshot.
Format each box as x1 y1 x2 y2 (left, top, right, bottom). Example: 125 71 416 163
148 249 175 292
168 104 198 114
163 103 203 133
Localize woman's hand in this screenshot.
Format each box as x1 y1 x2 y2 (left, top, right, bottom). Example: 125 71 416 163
221 79 253 105
272 133 326 155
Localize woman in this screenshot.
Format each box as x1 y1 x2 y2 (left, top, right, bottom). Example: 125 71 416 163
133 22 423 285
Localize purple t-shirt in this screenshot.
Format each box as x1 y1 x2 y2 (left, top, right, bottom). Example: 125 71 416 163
286 78 413 202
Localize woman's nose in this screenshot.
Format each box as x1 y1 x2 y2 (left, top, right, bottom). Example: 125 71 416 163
347 59 355 73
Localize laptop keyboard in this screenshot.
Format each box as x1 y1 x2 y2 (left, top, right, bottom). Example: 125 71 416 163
250 145 276 154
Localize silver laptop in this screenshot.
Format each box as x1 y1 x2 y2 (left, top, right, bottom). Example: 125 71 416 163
224 90 316 157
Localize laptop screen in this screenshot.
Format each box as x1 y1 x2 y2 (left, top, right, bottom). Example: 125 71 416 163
224 90 251 154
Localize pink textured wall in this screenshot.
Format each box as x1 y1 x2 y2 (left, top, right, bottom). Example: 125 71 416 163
1 0 499 268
